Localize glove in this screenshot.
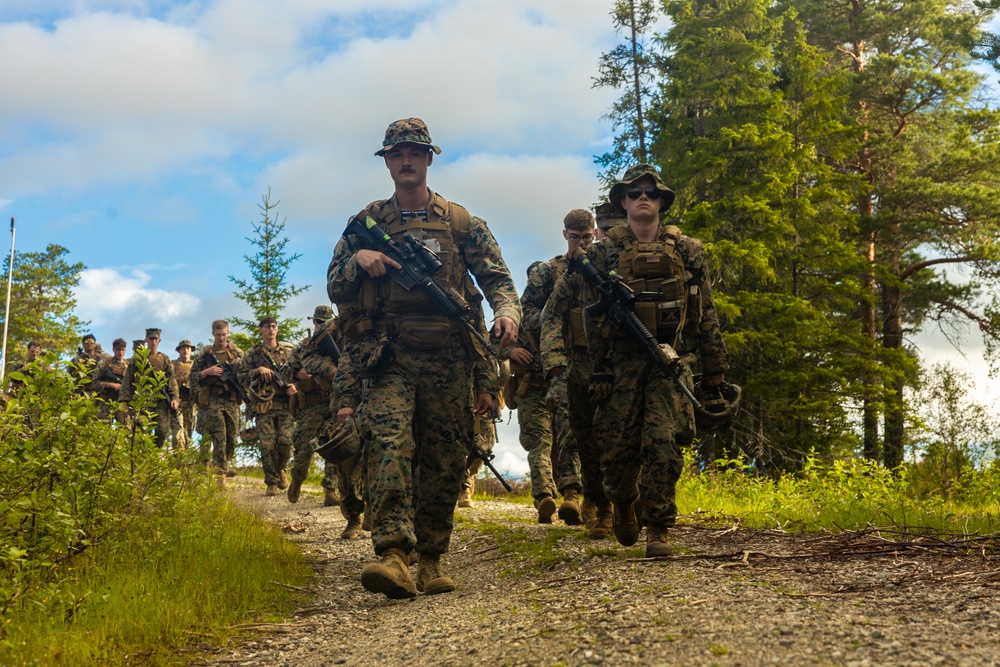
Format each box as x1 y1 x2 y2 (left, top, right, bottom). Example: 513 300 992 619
588 371 614 401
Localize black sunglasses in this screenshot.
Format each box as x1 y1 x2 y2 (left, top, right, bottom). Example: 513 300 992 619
625 186 661 200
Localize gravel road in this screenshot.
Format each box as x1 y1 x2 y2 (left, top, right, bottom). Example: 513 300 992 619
192 479 1000 666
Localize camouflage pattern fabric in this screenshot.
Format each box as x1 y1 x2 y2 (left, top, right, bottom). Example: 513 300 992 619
544 371 582 494
119 351 179 448
516 382 557 500
330 341 369 518
92 356 128 422
189 343 244 473
328 192 520 557
171 358 196 448
240 342 295 487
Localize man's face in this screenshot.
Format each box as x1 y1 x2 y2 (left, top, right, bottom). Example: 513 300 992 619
113 346 126 361
213 327 229 348
384 143 432 190
178 346 192 361
145 336 160 354
27 345 40 361
259 322 278 343
620 176 662 220
563 227 596 253
83 339 96 354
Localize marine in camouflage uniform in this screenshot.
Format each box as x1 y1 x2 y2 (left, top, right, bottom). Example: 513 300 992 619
92 338 129 422
70 333 104 394
328 118 521 599
281 306 348 511
458 317 504 509
238 317 296 496
119 328 179 447
189 320 244 480
582 164 727 557
171 340 196 449
540 205 622 538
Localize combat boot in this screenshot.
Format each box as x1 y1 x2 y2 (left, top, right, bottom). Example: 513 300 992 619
324 488 342 507
415 553 456 595
535 495 557 524
646 525 671 558
456 487 474 508
226 469 237 478
265 484 278 497
589 500 613 539
362 504 372 532
558 489 582 526
287 477 303 504
612 499 640 546
360 548 416 599
341 513 364 539
581 497 598 530
277 469 289 490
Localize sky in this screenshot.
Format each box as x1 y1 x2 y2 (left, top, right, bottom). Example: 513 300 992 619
1 1 998 474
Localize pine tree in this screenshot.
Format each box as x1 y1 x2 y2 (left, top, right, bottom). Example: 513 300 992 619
0 244 88 358
228 190 310 348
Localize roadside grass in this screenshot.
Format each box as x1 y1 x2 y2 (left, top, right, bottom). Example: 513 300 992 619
0 481 311 666
678 450 1000 536
474 522 580 571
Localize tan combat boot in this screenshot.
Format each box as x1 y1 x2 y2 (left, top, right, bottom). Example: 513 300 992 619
341 513 364 539
535 495 557 524
265 484 278 497
581 497 598 530
287 477 303 504
360 548 416 599
324 488 342 507
589 500 613 540
558 489 582 526
456 487 474 508
415 553 456 595
277 469 289 490
612 499 640 546
646 525 671 558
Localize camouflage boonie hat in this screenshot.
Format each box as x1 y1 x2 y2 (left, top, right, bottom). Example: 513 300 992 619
176 339 194 351
594 202 626 230
609 163 676 215
374 118 442 157
312 305 334 321
145 328 161 339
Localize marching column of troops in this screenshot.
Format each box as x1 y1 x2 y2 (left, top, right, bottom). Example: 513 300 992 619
8 117 729 600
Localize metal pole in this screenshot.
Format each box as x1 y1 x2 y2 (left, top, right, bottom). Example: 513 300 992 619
0 217 16 384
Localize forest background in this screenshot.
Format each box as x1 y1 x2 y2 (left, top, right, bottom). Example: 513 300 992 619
2 0 1000 481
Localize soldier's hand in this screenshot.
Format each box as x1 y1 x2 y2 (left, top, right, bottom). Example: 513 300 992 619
588 371 614 401
493 317 518 349
202 365 223 378
109 382 122 391
286 384 298 396
295 368 312 380
170 399 179 411
509 347 534 366
473 393 494 415
336 407 355 423
257 366 273 382
356 249 401 278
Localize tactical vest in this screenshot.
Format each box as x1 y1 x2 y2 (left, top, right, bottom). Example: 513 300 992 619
202 345 240 390
511 255 568 375
173 359 193 386
341 194 481 347
97 359 128 399
148 352 170 374
604 225 699 350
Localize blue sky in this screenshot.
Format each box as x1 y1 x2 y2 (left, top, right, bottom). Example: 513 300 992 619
1 1 998 472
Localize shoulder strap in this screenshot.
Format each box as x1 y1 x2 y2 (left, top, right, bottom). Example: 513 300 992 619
445 201 471 247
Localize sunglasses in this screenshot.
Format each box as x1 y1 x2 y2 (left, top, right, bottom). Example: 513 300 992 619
625 186 661 200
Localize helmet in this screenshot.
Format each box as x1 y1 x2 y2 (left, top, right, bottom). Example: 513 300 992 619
693 379 742 430
239 425 259 444
314 417 362 464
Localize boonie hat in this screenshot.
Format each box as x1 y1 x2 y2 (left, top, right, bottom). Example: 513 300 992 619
594 202 626 230
609 164 676 214
375 118 442 156
176 339 194 351
312 305 334 321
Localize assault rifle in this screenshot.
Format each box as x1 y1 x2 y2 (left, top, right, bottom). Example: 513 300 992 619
204 352 251 405
468 427 512 492
309 322 341 364
514 333 544 375
570 248 702 410
347 214 501 360
258 352 288 389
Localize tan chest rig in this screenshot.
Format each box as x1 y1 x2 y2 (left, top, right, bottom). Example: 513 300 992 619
341 196 483 351
174 359 193 386
603 225 699 350
203 345 239 390
147 352 170 374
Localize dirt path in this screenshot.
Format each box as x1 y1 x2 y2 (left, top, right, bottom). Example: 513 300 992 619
193 480 1000 666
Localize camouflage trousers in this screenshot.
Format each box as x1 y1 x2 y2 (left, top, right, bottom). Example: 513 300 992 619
198 399 240 473
359 341 473 556
566 367 607 504
256 403 294 486
544 372 583 494
516 381 556 499
170 399 196 449
289 400 341 491
593 353 695 529
149 401 173 448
